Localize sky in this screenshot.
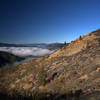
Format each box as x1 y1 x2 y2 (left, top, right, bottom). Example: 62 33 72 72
0 0 100 44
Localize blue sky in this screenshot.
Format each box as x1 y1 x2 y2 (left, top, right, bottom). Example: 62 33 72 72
0 0 100 43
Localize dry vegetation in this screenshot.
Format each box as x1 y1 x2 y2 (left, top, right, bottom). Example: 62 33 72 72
0 29 100 100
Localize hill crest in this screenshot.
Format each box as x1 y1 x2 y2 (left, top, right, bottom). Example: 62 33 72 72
49 30 100 58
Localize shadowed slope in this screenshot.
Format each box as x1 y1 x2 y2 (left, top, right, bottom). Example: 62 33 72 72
0 51 25 68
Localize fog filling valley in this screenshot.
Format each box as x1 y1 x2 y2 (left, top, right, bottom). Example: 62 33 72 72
0 47 54 66
0 47 54 57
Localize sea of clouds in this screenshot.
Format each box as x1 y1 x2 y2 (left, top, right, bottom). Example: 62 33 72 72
0 47 54 57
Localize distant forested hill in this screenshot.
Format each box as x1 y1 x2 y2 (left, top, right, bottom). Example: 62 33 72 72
0 51 24 68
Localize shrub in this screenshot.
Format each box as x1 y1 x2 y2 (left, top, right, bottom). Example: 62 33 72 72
64 41 67 45
79 36 82 40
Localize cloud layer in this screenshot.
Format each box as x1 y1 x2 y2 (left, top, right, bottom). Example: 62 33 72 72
0 47 54 57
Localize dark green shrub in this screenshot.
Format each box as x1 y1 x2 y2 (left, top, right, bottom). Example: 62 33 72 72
64 41 67 45
79 36 82 40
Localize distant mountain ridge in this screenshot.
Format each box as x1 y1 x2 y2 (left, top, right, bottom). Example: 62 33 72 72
0 43 64 48
0 43 48 47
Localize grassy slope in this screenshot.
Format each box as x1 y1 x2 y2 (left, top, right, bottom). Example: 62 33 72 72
0 29 100 100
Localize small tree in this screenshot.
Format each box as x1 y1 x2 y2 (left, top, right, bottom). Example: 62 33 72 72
64 41 67 45
79 35 82 40
37 67 47 86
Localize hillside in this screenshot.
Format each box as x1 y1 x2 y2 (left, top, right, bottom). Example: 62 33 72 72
0 29 100 100
0 51 24 68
